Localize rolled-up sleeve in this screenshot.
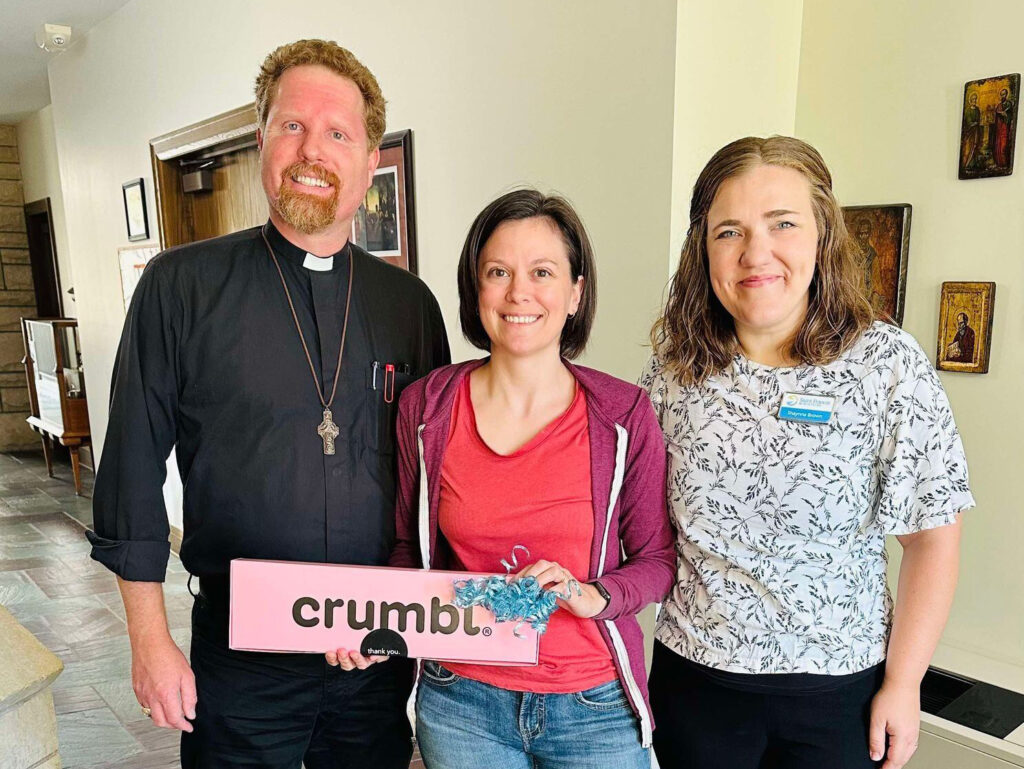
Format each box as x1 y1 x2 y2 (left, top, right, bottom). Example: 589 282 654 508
87 256 180 582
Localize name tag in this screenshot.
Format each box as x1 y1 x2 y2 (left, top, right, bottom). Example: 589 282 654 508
778 392 836 424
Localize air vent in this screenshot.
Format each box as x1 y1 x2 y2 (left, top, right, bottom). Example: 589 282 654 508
921 667 973 714
923 666 1024 739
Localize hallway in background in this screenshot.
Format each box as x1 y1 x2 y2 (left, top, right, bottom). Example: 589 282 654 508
0 450 190 767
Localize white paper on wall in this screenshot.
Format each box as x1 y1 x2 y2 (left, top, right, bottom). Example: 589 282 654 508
117 245 159 312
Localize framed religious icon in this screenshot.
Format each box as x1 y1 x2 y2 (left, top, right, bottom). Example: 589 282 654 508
958 73 1020 179
842 204 912 326
936 282 995 374
351 129 417 273
122 177 150 242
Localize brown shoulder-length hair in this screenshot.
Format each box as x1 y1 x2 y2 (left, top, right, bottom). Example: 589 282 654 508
652 136 873 385
458 189 597 360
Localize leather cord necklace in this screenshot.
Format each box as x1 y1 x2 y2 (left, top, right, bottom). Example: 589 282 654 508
261 229 353 455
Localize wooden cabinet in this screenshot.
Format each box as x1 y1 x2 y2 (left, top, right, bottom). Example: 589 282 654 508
21 318 90 494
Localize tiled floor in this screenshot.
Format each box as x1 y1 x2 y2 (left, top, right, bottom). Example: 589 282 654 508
0 450 424 769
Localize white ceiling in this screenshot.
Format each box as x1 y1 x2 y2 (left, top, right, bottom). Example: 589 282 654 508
0 0 134 124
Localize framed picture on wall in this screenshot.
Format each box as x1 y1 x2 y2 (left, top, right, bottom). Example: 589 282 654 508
351 129 417 273
936 281 995 374
842 204 912 326
122 177 150 242
958 73 1020 179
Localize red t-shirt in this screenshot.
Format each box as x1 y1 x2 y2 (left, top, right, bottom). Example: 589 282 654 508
437 375 616 693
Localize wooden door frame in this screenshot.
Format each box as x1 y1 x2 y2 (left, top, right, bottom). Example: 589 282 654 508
149 103 258 249
23 197 64 317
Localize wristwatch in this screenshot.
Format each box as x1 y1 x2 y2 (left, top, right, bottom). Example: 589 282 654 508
590 580 611 606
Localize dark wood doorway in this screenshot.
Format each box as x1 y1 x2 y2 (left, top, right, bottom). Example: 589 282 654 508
24 198 64 317
150 104 267 249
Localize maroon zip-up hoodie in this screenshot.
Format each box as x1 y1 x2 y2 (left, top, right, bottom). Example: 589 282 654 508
390 359 675 746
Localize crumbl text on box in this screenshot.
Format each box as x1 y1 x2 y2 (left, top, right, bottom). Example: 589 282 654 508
292 595 484 636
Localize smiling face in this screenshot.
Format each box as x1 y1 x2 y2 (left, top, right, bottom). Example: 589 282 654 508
258 65 379 246
706 164 819 343
477 217 583 361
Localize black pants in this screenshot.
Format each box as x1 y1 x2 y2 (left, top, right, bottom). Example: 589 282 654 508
181 590 415 769
650 641 885 769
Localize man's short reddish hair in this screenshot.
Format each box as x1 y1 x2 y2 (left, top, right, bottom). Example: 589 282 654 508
255 39 386 149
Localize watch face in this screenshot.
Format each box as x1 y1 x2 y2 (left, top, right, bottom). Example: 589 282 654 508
593 581 611 601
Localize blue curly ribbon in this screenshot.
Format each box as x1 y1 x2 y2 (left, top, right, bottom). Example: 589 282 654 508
452 546 582 637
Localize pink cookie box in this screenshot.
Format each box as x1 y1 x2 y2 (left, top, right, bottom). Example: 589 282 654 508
229 558 539 665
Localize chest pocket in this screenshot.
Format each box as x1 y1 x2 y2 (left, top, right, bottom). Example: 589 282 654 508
365 361 416 455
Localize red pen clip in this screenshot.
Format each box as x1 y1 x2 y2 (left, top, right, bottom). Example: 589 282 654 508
384 363 395 404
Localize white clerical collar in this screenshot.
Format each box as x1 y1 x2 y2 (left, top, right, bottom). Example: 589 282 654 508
302 253 334 271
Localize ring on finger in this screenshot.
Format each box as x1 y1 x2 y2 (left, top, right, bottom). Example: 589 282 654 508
141 706 152 718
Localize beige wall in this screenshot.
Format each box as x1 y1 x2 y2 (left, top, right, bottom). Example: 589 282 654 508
16 106 74 319
48 0 677 528
670 0 804 266
796 0 1024 670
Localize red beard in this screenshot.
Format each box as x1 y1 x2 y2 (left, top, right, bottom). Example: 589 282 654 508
273 162 341 234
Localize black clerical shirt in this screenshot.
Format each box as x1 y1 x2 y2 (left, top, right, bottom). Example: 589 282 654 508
87 222 450 582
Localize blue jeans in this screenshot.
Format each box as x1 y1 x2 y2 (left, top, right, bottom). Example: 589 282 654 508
415 661 650 769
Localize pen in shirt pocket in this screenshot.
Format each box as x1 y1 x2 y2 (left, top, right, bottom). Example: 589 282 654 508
371 361 412 392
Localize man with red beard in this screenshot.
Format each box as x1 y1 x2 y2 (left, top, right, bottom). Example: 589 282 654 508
87 40 449 768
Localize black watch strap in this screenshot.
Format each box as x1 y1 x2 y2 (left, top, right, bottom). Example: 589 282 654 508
591 580 611 604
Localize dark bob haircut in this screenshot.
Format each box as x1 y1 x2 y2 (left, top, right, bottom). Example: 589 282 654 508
457 189 597 360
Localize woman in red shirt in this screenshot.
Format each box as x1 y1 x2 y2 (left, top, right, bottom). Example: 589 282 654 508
330 189 674 767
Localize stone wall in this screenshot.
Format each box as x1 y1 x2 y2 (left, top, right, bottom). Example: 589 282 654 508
0 125 39 451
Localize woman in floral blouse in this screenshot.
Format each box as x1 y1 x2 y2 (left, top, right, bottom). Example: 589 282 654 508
643 136 974 769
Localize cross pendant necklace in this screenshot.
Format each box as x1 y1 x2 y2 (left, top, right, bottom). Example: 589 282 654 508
262 229 353 455
317 408 340 454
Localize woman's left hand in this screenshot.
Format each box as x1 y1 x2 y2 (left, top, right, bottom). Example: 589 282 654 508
868 678 921 768
514 560 608 619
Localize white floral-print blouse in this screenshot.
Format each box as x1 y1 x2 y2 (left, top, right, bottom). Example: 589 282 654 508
641 322 975 675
